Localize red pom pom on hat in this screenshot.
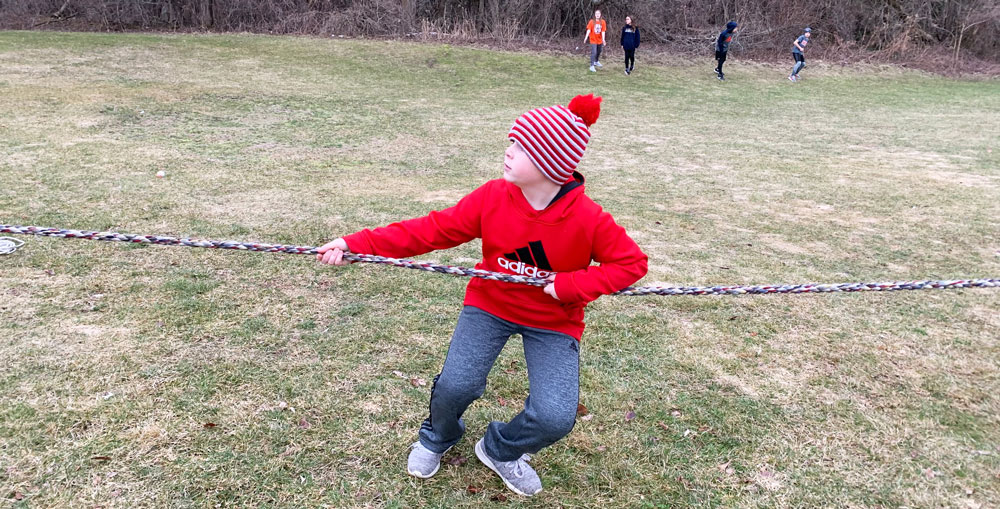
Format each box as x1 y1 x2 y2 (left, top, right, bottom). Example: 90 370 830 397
568 94 602 127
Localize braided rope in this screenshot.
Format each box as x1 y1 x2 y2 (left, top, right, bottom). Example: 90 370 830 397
2 224 998 296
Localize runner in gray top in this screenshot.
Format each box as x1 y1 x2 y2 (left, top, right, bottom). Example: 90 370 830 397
788 27 811 82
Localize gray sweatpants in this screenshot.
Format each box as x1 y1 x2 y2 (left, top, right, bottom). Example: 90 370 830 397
590 43 603 66
418 306 580 462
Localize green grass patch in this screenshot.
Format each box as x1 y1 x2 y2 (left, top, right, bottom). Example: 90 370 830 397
1 30 998 507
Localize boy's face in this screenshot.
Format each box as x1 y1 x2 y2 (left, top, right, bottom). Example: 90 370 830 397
504 142 549 188
805 32 811 38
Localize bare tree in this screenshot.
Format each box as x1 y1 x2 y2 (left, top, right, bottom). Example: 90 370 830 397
1 0 997 63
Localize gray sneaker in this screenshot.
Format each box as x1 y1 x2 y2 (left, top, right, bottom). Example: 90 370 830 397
474 438 542 496
407 441 449 479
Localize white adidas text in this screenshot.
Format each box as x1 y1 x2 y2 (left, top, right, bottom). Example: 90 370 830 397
497 257 552 278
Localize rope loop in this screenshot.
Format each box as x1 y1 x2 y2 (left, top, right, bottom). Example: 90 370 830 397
0 236 25 255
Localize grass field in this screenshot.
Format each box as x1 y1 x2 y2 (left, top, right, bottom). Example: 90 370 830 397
1 30 999 507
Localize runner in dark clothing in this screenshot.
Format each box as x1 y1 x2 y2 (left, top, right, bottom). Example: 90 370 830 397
715 21 738 81
621 16 641 76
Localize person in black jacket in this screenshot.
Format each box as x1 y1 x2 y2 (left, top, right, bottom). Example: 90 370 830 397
715 21 738 81
620 16 640 76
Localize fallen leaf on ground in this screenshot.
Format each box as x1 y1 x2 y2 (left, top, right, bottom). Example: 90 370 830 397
497 396 508 407
410 378 426 387
718 461 735 475
577 403 589 416
624 411 636 421
466 485 482 494
203 422 217 428
446 455 467 466
91 456 111 462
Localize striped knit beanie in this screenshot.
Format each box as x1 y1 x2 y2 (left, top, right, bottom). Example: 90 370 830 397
507 94 602 185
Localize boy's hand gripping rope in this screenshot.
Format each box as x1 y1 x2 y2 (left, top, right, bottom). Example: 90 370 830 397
1 224 998 296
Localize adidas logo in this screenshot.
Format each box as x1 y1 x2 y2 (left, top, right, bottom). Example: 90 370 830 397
497 240 553 278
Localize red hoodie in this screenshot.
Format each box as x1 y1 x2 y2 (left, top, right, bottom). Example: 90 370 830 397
342 174 648 340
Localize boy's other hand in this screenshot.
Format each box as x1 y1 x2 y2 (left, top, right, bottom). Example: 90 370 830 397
316 238 351 266
543 283 560 300
543 274 559 300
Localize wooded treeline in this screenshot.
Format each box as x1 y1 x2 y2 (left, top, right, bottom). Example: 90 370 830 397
2 0 998 62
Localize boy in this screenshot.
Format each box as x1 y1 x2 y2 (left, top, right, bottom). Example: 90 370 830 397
584 10 607 72
316 94 648 496
789 27 812 82
715 21 738 81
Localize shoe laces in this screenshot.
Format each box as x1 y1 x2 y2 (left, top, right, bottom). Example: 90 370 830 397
508 454 532 478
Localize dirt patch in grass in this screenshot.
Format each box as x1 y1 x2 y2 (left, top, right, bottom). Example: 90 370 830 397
417 189 467 204
758 234 830 256
1 284 40 321
924 170 998 188
200 188 321 225
969 305 1000 328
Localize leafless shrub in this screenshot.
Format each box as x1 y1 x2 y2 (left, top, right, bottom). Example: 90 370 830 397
1 0 996 65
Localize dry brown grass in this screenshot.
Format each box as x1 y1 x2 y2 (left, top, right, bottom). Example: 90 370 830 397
1 31 998 508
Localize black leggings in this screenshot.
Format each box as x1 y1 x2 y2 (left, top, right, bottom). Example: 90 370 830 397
791 52 805 75
624 48 635 69
715 50 727 72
